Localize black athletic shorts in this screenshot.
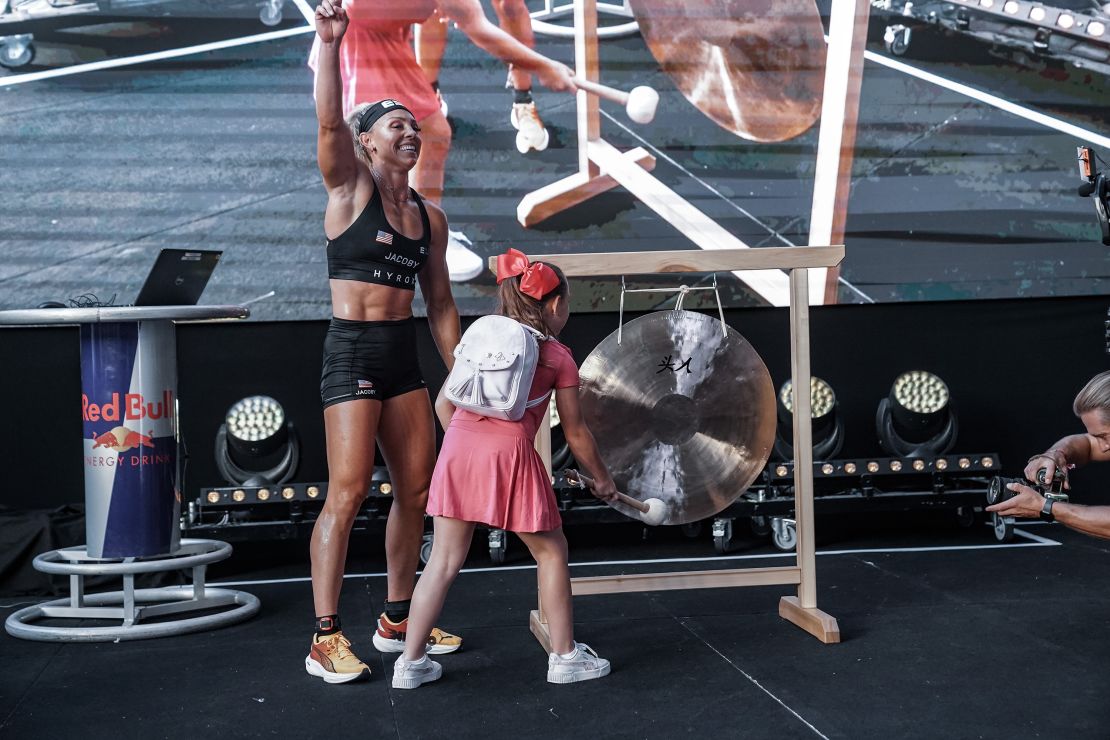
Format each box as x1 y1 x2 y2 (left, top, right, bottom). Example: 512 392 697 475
320 317 426 408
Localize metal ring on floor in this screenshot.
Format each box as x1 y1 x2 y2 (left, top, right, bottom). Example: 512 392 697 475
4 538 260 642
5 587 260 642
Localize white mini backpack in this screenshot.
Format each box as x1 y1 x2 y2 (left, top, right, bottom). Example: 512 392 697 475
444 315 550 421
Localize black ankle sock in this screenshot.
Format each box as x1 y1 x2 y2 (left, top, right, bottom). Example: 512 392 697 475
315 614 341 636
513 87 533 105
384 599 411 623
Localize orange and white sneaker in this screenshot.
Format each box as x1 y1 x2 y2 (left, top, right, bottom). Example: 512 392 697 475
510 101 550 154
304 632 371 684
372 613 462 655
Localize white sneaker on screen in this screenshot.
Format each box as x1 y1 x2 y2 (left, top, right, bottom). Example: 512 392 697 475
446 230 484 282
511 101 550 154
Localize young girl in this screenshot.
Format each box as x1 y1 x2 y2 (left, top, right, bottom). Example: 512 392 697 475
392 248 619 689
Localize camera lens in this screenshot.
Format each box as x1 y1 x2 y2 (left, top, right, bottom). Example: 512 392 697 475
987 476 1004 505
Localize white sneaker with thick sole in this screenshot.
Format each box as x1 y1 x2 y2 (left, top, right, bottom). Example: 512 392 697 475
547 642 611 684
392 655 443 689
445 230 484 282
510 101 549 154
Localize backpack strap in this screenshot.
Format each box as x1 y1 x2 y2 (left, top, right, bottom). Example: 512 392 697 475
525 390 551 409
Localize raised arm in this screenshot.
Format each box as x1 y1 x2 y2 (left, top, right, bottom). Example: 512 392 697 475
314 0 359 191
436 0 575 92
417 202 461 370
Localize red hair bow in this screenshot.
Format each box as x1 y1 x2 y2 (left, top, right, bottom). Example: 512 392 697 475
495 248 560 300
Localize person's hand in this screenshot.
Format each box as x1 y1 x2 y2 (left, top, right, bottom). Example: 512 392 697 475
315 0 349 43
1023 449 1070 490
986 482 1045 519
534 59 576 93
589 474 619 503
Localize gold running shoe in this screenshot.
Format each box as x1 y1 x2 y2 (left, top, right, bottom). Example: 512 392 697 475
372 613 462 655
304 632 371 684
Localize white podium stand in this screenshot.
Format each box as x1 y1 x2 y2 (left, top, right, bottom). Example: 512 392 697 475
1 305 260 641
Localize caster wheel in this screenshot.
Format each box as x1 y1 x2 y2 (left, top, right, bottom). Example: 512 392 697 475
488 529 507 564
771 518 797 552
260 2 283 26
992 512 1014 543
1 39 34 69
750 515 771 537
712 518 733 554
883 25 910 57
419 533 433 565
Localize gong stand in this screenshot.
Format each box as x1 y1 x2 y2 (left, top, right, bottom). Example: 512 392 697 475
492 246 843 646
516 0 794 308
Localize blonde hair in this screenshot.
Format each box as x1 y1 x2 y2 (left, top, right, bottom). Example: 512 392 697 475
496 262 569 336
346 103 372 166
1074 371 1110 421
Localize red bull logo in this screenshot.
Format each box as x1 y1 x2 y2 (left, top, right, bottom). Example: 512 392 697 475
86 425 170 467
91 426 155 453
82 390 174 422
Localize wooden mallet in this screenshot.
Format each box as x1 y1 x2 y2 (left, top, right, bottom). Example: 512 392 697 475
572 77 659 124
564 469 668 526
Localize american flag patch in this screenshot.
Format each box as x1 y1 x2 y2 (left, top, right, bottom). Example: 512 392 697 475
375 230 394 245
357 379 374 389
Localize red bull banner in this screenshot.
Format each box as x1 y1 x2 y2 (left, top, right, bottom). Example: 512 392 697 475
80 321 179 558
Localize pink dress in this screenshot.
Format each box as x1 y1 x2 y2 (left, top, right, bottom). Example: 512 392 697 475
427 339 579 533
307 0 441 121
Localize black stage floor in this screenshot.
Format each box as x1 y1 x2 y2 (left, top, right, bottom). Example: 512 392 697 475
4 516 1110 739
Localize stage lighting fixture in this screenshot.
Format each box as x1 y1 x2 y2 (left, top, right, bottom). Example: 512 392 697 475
1029 6 1045 21
1003 1 1019 14
774 376 844 461
1057 13 1075 29
215 395 300 486
1089 21 1105 37
876 370 959 458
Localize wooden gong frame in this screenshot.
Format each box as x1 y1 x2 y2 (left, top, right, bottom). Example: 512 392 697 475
489 246 844 646
517 0 870 308
501 0 869 646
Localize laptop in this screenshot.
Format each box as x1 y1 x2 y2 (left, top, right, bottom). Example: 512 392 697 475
134 249 222 306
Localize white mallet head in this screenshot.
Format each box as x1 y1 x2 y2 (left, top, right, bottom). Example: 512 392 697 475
626 86 659 125
640 497 667 526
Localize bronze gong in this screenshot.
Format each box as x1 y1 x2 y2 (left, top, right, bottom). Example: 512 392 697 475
578 310 776 525
629 0 825 142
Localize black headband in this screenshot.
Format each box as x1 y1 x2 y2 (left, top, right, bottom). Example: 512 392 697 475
356 99 414 134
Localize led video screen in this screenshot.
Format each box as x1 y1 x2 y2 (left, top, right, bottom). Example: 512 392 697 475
1 0 1107 320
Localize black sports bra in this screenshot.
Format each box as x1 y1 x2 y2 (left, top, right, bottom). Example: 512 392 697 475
326 186 431 290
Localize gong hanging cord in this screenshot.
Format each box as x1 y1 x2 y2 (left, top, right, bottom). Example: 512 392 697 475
617 274 727 344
